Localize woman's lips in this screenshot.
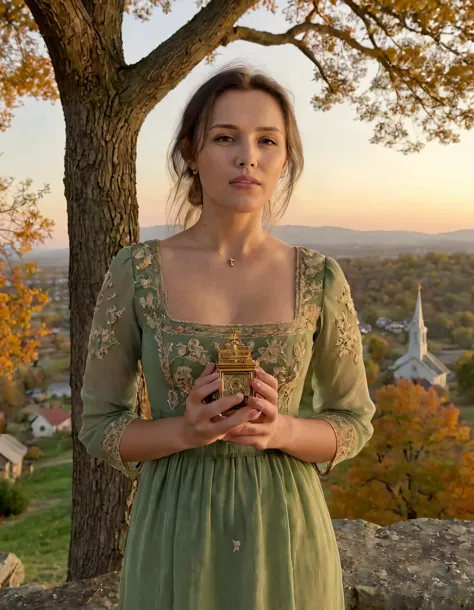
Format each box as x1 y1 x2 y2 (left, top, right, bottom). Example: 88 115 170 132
229 182 260 189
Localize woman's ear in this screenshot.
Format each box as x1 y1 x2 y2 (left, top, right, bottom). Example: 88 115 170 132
179 137 194 169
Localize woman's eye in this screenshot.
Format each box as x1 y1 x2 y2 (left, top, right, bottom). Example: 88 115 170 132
214 135 277 146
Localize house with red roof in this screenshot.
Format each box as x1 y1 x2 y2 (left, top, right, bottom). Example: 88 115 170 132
31 407 71 438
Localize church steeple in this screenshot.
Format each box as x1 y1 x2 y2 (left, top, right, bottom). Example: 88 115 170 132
408 283 428 359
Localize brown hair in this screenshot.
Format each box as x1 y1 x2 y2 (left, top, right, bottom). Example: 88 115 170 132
165 62 304 232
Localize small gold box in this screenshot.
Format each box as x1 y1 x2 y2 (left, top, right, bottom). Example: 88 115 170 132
204 330 257 416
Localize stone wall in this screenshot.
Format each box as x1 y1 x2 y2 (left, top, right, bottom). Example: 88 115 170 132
1 518 473 609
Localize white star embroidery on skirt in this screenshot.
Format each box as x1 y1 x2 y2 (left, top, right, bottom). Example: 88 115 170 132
232 539 241 552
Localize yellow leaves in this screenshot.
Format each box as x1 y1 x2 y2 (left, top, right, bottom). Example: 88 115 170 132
0 277 52 381
0 172 54 382
0 0 58 131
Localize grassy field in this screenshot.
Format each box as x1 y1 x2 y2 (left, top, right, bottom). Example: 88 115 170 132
33 434 73 461
0 436 72 587
459 405 474 428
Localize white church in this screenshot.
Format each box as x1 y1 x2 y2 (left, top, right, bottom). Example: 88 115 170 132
392 284 450 388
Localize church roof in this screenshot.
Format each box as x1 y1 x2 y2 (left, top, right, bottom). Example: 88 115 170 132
393 282 451 379
409 284 427 331
393 352 449 377
423 352 450 375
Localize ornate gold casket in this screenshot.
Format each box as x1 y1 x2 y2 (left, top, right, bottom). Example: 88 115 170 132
205 329 257 416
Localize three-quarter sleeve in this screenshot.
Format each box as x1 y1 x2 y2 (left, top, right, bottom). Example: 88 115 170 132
79 245 143 479
302 255 376 477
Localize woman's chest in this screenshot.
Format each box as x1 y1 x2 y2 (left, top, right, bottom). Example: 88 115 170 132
131 240 326 415
140 327 315 416
160 254 298 327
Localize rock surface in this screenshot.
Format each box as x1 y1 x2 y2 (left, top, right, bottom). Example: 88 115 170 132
0 572 119 610
1 518 473 609
336 518 474 609
0 553 24 588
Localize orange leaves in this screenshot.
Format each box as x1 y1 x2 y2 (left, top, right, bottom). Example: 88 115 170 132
0 174 54 382
3 0 473 152
0 1 58 132
326 378 474 524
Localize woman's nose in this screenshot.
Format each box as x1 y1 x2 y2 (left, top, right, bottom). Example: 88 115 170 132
235 139 258 168
238 159 256 168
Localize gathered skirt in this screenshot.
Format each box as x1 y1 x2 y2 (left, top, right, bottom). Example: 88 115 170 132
118 442 345 610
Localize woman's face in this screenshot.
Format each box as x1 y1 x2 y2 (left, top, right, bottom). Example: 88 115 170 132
192 89 288 215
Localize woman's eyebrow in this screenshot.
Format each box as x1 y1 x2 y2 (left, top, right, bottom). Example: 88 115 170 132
209 123 283 134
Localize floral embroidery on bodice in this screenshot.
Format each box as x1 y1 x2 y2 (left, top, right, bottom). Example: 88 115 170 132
80 240 375 481
131 239 325 416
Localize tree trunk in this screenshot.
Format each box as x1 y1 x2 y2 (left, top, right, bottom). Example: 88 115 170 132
23 0 260 583
65 97 148 580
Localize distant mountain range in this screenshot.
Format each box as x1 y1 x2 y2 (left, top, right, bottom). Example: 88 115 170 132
11 225 474 266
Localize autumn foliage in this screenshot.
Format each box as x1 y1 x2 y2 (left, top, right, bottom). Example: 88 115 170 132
327 378 474 524
3 1 474 152
0 172 54 381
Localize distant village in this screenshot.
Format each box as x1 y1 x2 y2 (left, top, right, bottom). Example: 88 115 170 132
0 269 72 481
359 317 405 336
0 274 463 480
0 384 72 480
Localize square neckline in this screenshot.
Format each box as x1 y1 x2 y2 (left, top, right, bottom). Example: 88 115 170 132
154 239 302 329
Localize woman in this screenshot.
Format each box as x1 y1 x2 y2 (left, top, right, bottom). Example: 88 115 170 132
79 63 376 610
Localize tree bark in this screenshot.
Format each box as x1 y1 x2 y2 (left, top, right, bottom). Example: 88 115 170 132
24 0 259 582
65 96 143 580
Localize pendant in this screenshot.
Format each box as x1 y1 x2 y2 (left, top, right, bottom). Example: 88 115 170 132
229 258 235 267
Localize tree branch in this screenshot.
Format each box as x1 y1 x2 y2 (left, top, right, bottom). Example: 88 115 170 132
226 22 381 61
120 0 259 112
24 0 96 72
377 4 472 62
82 0 126 57
292 39 336 93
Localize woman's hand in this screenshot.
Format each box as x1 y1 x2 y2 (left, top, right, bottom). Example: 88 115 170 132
181 361 262 449
221 366 286 451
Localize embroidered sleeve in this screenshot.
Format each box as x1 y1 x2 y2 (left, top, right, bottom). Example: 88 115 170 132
302 255 376 477
79 246 143 479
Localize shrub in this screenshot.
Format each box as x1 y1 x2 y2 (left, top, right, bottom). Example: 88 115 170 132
25 446 43 461
0 478 29 517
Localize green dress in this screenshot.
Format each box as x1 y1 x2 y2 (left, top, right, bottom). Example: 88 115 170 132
79 239 376 610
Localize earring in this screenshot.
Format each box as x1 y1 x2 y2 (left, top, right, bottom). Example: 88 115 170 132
192 168 197 175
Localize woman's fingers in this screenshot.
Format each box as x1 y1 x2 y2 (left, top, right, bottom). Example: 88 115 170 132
251 373 278 405
249 378 279 409
204 392 246 419
246 395 276 417
192 373 220 403
225 421 270 437
255 366 279 391
211 405 261 435
193 363 217 387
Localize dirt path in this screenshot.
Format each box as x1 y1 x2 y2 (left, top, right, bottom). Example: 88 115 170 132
35 452 73 469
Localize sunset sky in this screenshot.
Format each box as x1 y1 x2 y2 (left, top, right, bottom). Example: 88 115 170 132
1 3 473 250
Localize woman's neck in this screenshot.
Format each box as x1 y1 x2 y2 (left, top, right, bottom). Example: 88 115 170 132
186 218 270 258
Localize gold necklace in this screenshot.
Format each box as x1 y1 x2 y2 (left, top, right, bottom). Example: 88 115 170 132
192 233 269 267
